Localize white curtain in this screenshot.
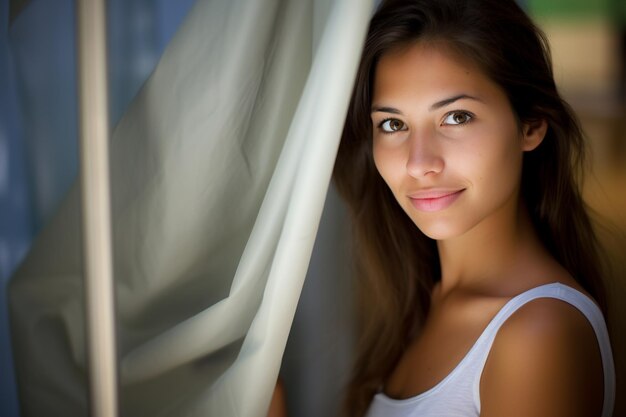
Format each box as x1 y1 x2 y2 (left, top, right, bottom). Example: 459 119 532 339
9 0 373 416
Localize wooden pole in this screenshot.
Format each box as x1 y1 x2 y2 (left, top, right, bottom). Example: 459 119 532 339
76 0 119 415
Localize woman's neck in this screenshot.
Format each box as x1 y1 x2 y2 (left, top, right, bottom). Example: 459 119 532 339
435 201 553 298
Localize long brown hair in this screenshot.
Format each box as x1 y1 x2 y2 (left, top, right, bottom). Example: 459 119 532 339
333 0 608 415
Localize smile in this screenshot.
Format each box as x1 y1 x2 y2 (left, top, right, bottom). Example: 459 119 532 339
408 189 465 212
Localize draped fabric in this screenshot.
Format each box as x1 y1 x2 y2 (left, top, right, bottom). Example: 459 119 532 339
9 0 373 415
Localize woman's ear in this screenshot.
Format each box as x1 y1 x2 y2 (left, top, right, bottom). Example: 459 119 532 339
521 119 547 151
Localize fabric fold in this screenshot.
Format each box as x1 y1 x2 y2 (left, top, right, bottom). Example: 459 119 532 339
9 0 373 415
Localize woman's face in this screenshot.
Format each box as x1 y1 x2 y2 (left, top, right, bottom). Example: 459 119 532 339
371 42 544 241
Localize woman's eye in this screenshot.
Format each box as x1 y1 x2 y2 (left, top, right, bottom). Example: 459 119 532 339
379 118 406 133
442 111 473 125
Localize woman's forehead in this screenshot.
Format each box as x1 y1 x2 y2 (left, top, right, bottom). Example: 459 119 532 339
372 43 496 105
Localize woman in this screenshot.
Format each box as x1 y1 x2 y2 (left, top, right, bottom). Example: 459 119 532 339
332 0 616 416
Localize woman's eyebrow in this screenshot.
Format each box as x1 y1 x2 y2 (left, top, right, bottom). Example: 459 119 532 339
429 94 482 110
371 105 402 114
371 94 482 114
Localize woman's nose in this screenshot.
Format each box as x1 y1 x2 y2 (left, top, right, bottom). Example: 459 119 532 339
405 129 444 178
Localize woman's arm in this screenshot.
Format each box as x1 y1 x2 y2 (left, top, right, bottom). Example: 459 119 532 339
480 298 604 417
267 378 288 417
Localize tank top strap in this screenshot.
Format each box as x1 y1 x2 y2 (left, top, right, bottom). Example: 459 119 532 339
468 282 615 417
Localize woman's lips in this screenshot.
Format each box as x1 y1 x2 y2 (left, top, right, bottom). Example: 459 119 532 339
408 189 465 212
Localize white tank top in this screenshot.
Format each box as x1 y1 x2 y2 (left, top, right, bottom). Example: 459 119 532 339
365 283 615 417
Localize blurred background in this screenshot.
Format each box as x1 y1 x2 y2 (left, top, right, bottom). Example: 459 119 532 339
0 1 196 415
529 3 626 416
1 0 624 416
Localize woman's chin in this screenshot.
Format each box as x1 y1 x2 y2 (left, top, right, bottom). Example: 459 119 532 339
413 220 465 241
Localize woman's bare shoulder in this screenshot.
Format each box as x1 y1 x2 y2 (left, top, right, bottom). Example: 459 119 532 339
479 296 604 417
